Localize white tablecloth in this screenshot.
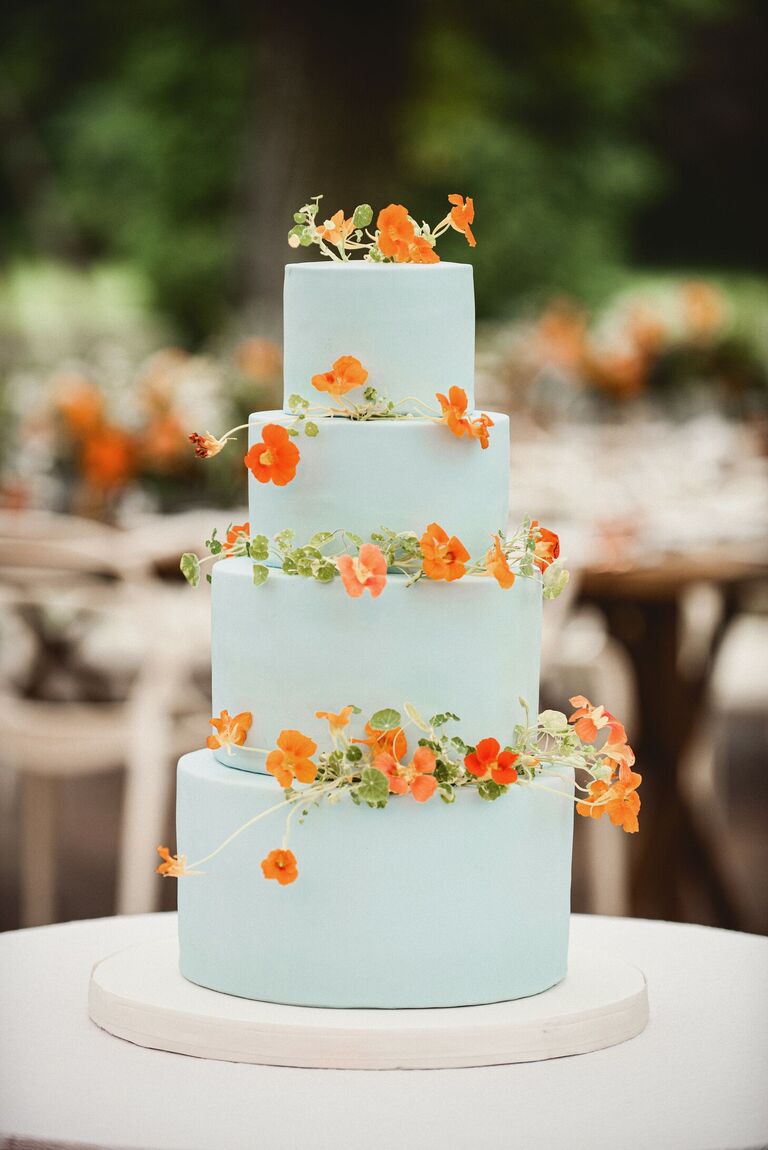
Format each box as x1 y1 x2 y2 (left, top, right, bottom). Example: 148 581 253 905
1 913 766 1150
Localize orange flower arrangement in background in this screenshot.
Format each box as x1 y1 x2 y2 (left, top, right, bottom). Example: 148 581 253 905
352 721 408 760
81 427 135 491
311 355 369 398
420 522 470 582
485 535 516 589
261 848 299 886
234 337 283 383
266 729 318 787
464 738 519 785
336 543 388 599
207 710 252 753
54 375 105 437
448 194 476 247
531 520 560 571
315 705 356 735
244 423 300 486
373 747 438 802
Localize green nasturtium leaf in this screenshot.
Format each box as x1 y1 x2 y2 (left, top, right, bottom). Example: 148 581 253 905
352 203 373 229
369 708 401 731
430 711 460 728
249 534 269 561
356 767 389 804
252 564 269 586
478 779 505 802
304 421 319 437
309 531 334 548
180 553 201 587
314 561 336 582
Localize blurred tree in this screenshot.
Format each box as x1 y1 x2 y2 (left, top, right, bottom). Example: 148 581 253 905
0 0 748 340
402 0 725 314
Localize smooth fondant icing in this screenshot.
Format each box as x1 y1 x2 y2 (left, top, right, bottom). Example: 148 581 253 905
210 558 542 774
247 411 509 562
177 750 574 1008
283 262 475 414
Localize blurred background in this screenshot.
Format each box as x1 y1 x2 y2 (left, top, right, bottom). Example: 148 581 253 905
1 0 766 933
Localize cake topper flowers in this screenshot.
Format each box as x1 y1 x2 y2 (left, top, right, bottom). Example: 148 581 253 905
156 694 639 888
288 194 476 263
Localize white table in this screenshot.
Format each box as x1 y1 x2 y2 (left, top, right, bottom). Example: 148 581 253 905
1 913 767 1150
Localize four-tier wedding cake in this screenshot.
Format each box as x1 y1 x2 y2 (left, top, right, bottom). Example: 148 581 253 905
161 195 640 1010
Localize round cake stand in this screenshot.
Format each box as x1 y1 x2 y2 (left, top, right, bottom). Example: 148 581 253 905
88 937 648 1070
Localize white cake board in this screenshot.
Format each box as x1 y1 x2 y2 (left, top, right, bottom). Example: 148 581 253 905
88 936 648 1069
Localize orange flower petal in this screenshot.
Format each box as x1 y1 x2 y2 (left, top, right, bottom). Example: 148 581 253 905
244 423 300 486
261 848 298 885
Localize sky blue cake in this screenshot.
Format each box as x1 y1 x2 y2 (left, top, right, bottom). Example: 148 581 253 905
169 196 641 1009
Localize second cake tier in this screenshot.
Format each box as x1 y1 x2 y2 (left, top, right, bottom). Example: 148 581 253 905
211 558 542 773
246 412 509 562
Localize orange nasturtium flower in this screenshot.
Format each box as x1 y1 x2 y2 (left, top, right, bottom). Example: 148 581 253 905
469 412 493 449
156 846 189 877
311 354 368 398
464 738 519 785
317 209 355 248
485 535 516 590
374 746 438 802
352 721 408 760
207 710 253 753
408 234 440 264
376 203 416 261
436 386 471 438
244 423 300 486
188 431 229 459
569 695 627 747
315 705 356 736
576 762 642 834
420 522 470 582
223 521 249 556
336 543 387 599
569 695 635 770
435 387 493 448
530 520 560 571
448 194 476 247
261 848 299 886
266 729 318 787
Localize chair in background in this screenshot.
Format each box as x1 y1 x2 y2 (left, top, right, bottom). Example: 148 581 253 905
0 511 210 926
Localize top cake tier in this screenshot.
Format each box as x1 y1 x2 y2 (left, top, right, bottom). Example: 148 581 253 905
283 262 475 414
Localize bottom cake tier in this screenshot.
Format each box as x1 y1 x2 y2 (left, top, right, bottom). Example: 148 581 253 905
176 750 574 1009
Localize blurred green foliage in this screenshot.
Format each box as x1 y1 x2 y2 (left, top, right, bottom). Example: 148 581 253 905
0 0 744 340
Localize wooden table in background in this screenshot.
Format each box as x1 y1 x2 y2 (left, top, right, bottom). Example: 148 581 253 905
580 547 768 929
